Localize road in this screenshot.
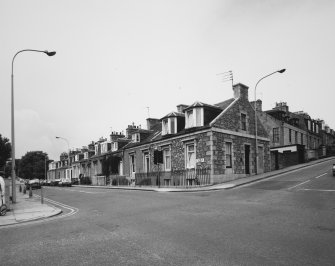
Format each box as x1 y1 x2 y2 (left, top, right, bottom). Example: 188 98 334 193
1 160 335 266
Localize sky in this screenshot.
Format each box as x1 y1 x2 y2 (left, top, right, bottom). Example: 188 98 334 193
1 0 335 161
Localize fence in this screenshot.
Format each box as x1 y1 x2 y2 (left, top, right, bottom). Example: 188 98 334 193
135 168 211 187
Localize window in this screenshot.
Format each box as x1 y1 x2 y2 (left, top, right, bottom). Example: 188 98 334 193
170 118 175 134
196 108 202 126
225 142 232 168
295 131 298 144
241 113 247 131
132 133 140 142
163 149 171 171
273 128 279 143
301 133 303 145
143 152 150 173
289 129 292 142
162 119 168 135
130 154 135 174
84 152 88 160
186 144 195 169
185 108 203 128
101 142 108 153
186 110 194 128
162 118 177 135
95 144 99 155
112 142 118 152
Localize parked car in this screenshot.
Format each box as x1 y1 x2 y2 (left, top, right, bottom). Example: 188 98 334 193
60 179 72 187
25 179 41 190
50 179 61 186
71 178 79 185
333 164 335 176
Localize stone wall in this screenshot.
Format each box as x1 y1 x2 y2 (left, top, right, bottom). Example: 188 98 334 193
213 98 268 138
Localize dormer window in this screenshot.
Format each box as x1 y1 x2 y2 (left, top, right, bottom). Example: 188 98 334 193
101 142 109 154
132 133 140 142
162 117 177 135
95 144 99 155
185 108 203 129
84 152 89 160
112 142 118 152
75 154 79 161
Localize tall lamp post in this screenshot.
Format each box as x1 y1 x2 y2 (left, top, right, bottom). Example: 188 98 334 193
55 136 70 180
254 68 286 175
11 49 56 203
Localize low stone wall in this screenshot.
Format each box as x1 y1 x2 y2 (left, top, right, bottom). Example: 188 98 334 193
91 175 106 186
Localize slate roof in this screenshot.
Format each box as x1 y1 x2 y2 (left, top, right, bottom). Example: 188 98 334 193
160 111 185 120
214 98 235 110
183 101 222 111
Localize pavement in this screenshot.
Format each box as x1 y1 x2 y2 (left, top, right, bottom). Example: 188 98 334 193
0 188 62 227
76 156 335 192
0 156 333 227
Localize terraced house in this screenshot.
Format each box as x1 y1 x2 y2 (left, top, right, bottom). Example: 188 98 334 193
122 83 271 185
254 101 325 170
48 82 335 187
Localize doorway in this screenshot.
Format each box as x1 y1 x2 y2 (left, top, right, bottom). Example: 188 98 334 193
245 145 250 174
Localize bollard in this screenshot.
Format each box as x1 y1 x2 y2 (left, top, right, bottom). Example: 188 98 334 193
23 186 26 194
29 186 32 198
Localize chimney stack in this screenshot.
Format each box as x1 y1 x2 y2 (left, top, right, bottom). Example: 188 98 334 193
233 83 249 100
146 118 161 130
177 104 188 113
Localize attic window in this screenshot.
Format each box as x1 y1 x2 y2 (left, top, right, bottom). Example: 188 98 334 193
162 117 177 135
112 142 118 152
185 108 203 128
132 133 140 142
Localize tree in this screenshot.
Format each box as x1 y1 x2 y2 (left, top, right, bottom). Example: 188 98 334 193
0 134 11 170
19 151 49 180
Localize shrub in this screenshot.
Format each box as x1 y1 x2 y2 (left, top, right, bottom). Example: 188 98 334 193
80 176 91 185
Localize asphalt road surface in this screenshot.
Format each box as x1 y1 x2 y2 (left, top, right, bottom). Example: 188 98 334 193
1 159 335 266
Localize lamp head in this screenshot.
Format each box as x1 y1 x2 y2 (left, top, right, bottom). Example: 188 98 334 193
278 68 286 73
45 51 56 56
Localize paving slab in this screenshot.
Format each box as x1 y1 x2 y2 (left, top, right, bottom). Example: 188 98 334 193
0 190 62 227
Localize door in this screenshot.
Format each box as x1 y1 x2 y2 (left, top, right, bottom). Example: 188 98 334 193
245 145 250 174
144 153 150 174
130 154 135 178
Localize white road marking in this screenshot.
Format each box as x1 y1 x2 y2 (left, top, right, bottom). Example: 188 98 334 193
288 172 329 190
287 180 311 190
47 187 105 194
315 173 328 179
34 195 79 219
299 189 335 192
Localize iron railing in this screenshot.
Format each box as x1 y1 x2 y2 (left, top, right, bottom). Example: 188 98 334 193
135 168 211 187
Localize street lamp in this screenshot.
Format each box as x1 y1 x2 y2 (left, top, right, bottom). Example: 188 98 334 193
254 68 286 175
11 49 56 203
55 136 71 180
